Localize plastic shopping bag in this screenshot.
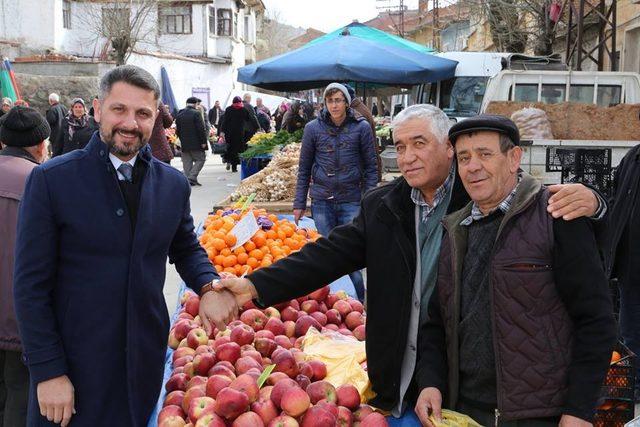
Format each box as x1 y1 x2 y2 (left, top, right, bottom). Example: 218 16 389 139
430 409 482 427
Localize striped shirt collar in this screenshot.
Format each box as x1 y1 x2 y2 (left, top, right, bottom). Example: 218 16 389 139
410 162 456 223
461 174 522 226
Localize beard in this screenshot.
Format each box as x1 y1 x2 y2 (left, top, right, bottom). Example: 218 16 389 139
100 126 148 157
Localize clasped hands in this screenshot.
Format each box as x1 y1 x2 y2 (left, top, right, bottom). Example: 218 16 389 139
198 278 257 335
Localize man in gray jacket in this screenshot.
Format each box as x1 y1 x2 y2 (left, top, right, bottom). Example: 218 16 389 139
0 106 50 426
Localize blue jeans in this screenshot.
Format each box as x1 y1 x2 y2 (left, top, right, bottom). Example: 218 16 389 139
311 200 365 301
620 279 640 395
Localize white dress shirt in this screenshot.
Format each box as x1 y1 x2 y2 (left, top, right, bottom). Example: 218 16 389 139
109 153 138 181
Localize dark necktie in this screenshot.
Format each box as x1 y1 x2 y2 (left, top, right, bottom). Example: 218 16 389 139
118 162 133 183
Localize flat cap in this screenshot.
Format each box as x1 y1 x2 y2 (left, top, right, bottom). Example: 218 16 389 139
448 114 520 146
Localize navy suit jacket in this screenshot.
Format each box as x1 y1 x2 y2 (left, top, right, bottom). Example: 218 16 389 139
13 133 217 426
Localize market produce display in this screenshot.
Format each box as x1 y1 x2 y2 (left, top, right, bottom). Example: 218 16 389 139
242 130 303 160
200 208 319 276
159 286 384 427
231 144 302 202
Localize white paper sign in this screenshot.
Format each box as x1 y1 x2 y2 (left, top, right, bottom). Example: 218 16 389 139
230 211 260 250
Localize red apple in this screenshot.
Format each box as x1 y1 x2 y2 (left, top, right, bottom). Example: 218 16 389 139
310 312 327 326
159 405 186 425
353 325 366 341
264 317 286 336
324 324 339 331
216 342 241 364
281 307 299 322
283 321 296 338
266 372 290 386
187 376 207 390
235 356 262 375
272 350 299 378
183 362 195 378
174 355 194 368
230 374 260 403
174 319 195 341
338 329 354 337
348 299 364 313
307 360 327 381
241 349 263 365
306 381 336 404
308 286 330 303
270 378 299 408
264 307 281 319
177 311 194 321
172 366 185 375
245 368 262 381
295 316 322 337
159 415 186 427
295 374 311 390
336 384 360 410
166 373 189 392
169 330 181 349
318 302 328 314
187 328 209 349
255 338 278 357
255 330 276 340
345 312 364 330
251 398 278 425
230 324 255 346
188 396 216 423
360 412 388 426
325 309 342 325
259 386 273 401
213 336 230 349
332 300 352 318
232 411 265 427
181 290 197 305
336 406 353 427
193 413 226 427
195 345 215 355
214 387 250 420
185 296 200 317
193 352 216 376
173 347 196 363
268 415 299 427
205 375 232 399
298 362 313 379
240 309 268 331
294 336 305 349
182 387 205 413
315 400 338 418
164 390 186 408
353 405 374 422
300 405 337 427
301 300 319 314
280 386 310 417
207 364 236 380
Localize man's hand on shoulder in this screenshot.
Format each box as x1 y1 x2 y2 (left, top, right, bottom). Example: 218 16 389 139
415 387 442 427
37 375 75 426
547 184 600 220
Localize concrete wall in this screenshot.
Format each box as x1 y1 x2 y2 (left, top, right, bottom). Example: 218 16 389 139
12 61 114 77
0 0 57 50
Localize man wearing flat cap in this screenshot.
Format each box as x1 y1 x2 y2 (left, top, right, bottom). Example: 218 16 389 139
176 96 208 186
416 114 617 427
0 106 50 426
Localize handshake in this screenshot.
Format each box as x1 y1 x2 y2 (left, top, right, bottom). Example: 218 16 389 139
199 278 259 335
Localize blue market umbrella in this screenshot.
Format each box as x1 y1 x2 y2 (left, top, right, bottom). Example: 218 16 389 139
160 66 178 116
238 24 457 91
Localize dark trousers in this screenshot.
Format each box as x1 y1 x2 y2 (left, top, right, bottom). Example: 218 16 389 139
181 150 206 182
620 278 640 396
456 401 559 427
0 350 29 427
311 200 366 301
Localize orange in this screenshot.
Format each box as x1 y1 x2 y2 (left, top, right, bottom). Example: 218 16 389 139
213 230 226 240
277 230 287 240
223 267 236 275
266 230 277 240
274 255 285 262
237 253 249 265
224 233 237 247
283 238 296 249
214 255 225 266
234 264 245 276
210 219 223 230
214 264 223 272
281 226 294 238
261 258 272 268
259 246 271 256
282 246 292 255
222 221 235 232
252 235 267 248
212 238 226 251
244 241 257 252
247 257 259 269
222 255 237 268
243 265 253 275
220 248 232 256
249 249 264 260
268 214 278 222
233 246 246 256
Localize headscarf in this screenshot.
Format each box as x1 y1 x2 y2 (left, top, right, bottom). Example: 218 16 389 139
67 98 89 139
231 96 243 110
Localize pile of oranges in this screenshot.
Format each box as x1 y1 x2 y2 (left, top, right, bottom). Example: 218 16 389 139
199 208 320 276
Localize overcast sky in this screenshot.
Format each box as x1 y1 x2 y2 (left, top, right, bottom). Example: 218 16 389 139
262 0 421 33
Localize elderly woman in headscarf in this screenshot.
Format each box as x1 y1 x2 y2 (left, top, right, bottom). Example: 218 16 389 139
219 96 251 172
63 98 98 153
273 101 289 132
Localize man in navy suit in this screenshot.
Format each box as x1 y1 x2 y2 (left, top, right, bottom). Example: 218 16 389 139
13 65 235 426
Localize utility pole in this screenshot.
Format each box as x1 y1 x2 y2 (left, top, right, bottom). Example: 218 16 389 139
376 0 406 38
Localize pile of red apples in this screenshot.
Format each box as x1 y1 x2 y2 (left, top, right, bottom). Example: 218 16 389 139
159 286 386 427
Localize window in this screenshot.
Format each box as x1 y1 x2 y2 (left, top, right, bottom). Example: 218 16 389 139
63 0 71 29
217 9 232 36
102 7 130 35
569 85 595 104
513 84 538 102
208 6 216 37
438 77 488 116
540 84 566 104
233 13 238 39
597 85 621 107
158 5 192 35
244 16 250 41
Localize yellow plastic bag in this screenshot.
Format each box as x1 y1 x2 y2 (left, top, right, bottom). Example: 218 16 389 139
430 409 482 427
301 328 375 401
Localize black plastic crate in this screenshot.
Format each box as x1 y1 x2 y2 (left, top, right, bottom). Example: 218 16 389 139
545 147 614 197
599 341 636 402
594 401 635 427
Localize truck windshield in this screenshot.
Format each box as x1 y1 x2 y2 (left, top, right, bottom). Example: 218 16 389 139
439 77 488 116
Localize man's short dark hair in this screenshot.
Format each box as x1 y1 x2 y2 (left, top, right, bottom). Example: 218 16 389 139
499 134 516 153
99 65 160 102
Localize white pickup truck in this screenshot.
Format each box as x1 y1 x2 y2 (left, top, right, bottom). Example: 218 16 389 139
412 52 640 190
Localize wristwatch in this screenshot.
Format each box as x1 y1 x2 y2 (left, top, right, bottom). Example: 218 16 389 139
199 279 220 296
